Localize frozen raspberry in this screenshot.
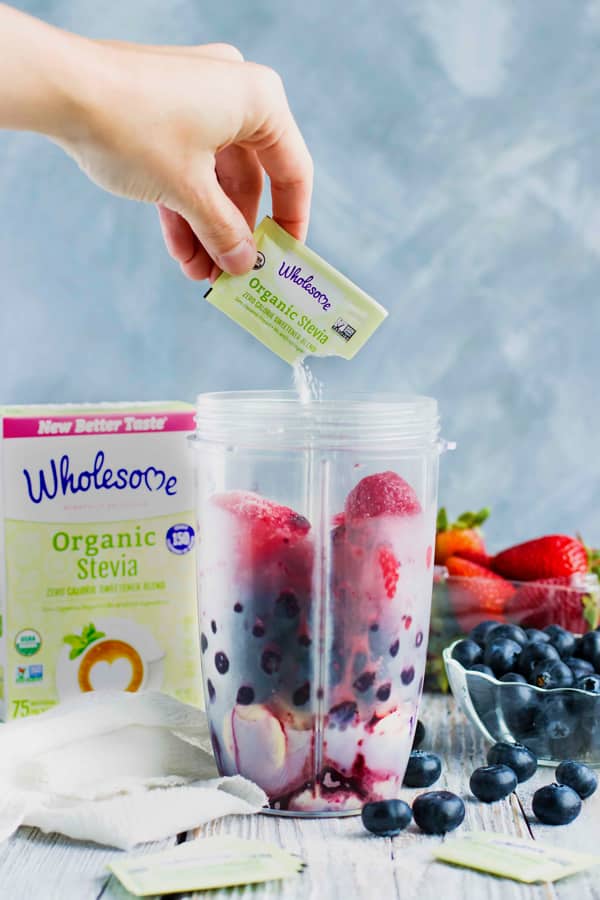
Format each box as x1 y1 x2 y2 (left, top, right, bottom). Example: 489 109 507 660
378 545 400 599
345 472 421 521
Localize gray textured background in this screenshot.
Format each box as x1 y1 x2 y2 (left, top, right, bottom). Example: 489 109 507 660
1 0 599 548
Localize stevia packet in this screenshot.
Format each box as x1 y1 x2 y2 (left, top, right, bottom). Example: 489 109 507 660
204 217 388 365
109 836 304 895
434 831 600 883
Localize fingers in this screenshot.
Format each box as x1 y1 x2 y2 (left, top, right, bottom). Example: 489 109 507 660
176 163 257 275
216 144 263 231
157 205 213 281
257 116 313 241
98 39 244 62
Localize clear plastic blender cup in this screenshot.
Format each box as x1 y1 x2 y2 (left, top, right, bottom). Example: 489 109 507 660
191 391 447 816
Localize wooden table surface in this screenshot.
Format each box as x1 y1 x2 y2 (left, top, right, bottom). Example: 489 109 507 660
2 694 599 900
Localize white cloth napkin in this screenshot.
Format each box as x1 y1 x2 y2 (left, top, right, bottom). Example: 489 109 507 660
0 691 267 849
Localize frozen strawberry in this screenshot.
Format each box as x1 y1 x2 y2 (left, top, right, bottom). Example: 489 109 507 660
506 577 600 632
435 507 489 566
213 490 310 555
345 472 421 521
491 535 588 581
446 556 515 633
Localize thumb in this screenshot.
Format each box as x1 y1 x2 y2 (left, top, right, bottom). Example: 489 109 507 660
178 168 257 275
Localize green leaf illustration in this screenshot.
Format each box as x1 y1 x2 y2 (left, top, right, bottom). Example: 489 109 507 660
63 624 106 659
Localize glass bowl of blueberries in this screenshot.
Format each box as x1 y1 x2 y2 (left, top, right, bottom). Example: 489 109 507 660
443 622 600 766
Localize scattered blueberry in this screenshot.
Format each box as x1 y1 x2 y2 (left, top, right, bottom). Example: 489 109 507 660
469 620 503 647
485 624 528 647
214 651 229 674
470 764 517 803
329 700 358 726
543 625 577 658
576 674 600 694
200 632 208 653
556 760 598 799
518 641 560 679
354 671 376 693
376 682 392 702
484 638 522 677
486 741 538 783
468 664 495 676
416 631 424 647
276 590 300 618
532 783 582 825
252 621 265 638
403 751 442 788
261 648 281 674
452 639 483 668
578 631 600 670
564 657 595 680
236 685 255 705
389 639 399 658
401 666 415 685
413 719 425 749
361 799 412 836
207 679 216 703
211 619 217 634
233 602 243 613
500 672 527 684
530 659 574 689
412 791 465 835
525 628 551 644
292 682 310 706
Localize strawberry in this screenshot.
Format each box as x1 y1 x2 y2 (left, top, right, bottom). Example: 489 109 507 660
435 507 489 566
445 555 516 633
491 535 588 581
506 576 599 632
345 471 421 521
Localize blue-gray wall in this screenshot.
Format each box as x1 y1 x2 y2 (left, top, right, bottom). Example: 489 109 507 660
2 0 599 548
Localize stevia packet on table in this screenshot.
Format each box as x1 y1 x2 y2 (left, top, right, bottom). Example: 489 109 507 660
109 836 304 895
434 831 600 883
205 216 388 365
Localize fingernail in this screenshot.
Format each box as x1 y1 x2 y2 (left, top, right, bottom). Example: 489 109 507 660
209 264 221 283
217 238 256 274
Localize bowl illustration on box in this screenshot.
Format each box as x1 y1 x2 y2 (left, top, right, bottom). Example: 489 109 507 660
56 618 165 699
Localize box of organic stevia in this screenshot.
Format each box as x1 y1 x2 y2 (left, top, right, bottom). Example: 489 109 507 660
0 402 202 719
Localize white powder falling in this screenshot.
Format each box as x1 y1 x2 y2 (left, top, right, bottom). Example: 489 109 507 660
293 359 323 404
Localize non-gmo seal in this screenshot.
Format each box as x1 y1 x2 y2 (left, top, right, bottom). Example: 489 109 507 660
166 523 195 555
15 629 42 656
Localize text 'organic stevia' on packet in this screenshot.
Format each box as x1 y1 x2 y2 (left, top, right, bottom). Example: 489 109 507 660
109 836 304 895
204 217 388 365
434 831 600 883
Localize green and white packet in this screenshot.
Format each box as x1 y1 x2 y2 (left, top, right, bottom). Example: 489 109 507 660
434 831 600 883
109 836 304 895
205 217 388 365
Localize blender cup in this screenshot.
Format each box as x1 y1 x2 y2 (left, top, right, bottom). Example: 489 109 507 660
191 391 447 816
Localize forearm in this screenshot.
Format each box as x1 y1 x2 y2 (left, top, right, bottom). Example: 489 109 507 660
0 4 95 140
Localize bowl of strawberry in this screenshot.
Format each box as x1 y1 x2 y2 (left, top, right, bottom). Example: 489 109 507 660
425 509 600 692
443 623 600 765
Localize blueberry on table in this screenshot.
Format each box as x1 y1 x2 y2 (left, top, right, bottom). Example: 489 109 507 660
532 783 582 825
485 623 528 647
556 760 598 799
518 642 560 679
526 628 551 644
529 659 574 689
484 638 522 677
451 639 483 669
470 764 517 802
412 719 425 749
544 625 577 658
486 741 538 782
403 751 442 788
500 672 527 684
412 791 465 835
469 620 502 647
361 799 412 837
469 664 494 676
576 674 600 694
564 657 594 680
578 631 600 670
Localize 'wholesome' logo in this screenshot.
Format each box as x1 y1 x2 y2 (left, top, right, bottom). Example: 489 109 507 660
23 451 177 504
277 262 332 310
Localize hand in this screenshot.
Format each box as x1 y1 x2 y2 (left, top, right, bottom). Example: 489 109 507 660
60 40 313 281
